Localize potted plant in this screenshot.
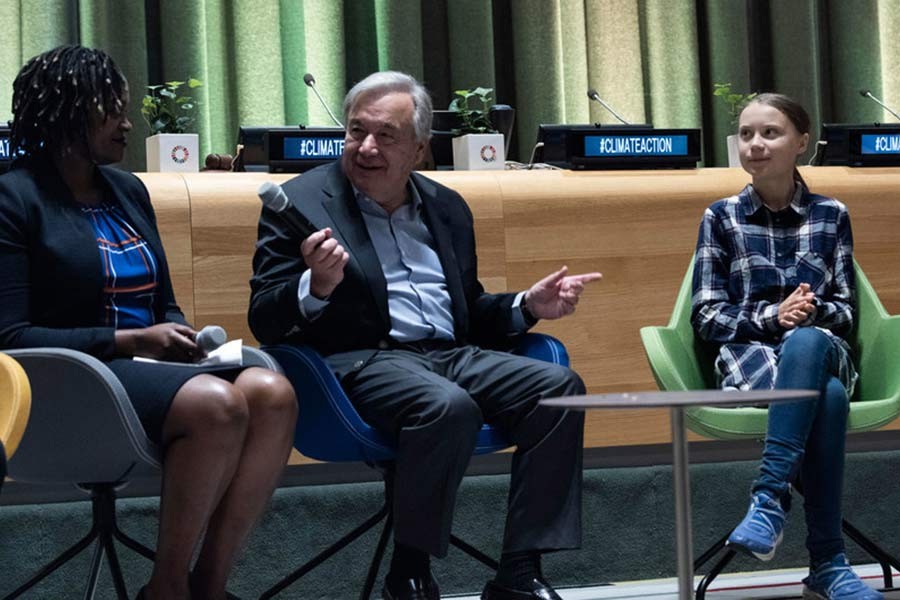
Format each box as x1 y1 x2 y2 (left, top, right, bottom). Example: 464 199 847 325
713 83 756 167
448 87 505 171
141 78 203 172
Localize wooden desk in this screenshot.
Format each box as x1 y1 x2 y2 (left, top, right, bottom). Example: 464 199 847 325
142 167 900 462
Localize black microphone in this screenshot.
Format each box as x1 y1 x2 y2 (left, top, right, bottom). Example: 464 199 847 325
586 88 630 125
195 325 227 353
257 181 316 237
859 89 900 121
303 72 344 128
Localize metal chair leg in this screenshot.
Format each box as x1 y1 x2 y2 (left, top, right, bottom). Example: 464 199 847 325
258 503 390 599
360 511 394 600
449 534 499 570
2 526 98 600
695 548 737 600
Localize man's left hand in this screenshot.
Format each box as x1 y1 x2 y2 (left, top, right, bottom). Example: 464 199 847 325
524 266 602 321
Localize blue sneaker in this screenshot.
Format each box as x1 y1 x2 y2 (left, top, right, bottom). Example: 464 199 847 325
802 553 883 599
726 492 785 561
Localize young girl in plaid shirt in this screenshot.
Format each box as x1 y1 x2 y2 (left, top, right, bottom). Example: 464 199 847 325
692 94 880 600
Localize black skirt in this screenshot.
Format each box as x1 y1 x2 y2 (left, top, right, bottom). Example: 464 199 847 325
107 359 245 444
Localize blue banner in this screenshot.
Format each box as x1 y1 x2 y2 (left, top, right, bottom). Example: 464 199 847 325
0 137 8 161
284 136 344 160
860 134 900 155
584 134 689 157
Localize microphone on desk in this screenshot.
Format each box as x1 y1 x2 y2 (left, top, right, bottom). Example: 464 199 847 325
196 325 227 353
304 73 344 128
258 181 316 238
859 89 900 122
587 89 630 125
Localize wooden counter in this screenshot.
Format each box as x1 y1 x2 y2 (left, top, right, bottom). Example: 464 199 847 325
142 167 900 460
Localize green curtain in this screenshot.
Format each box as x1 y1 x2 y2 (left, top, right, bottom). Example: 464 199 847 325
1 0 899 170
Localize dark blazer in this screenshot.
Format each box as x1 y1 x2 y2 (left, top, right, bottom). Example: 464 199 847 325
249 161 518 367
0 159 186 360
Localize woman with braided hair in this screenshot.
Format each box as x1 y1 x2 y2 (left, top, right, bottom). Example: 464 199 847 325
0 45 297 600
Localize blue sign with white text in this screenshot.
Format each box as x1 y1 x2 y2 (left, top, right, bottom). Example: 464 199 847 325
284 137 344 160
0 137 8 161
860 134 900 155
584 135 688 157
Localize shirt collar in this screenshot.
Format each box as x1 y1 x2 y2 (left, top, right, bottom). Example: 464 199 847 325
740 182 809 217
353 180 421 218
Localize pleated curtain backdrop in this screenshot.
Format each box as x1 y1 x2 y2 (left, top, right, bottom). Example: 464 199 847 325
1 0 899 171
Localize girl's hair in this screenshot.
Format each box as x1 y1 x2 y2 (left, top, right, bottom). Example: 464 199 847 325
743 92 811 188
10 45 128 157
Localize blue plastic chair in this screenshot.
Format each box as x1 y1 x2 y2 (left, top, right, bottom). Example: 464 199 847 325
259 333 570 600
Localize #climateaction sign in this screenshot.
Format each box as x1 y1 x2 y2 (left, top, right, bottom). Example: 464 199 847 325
860 134 900 155
584 134 689 157
283 137 345 160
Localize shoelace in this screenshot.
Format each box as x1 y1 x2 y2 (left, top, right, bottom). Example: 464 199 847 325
745 495 783 539
814 562 870 597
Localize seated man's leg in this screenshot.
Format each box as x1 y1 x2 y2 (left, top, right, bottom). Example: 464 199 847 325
338 349 484 558
440 346 585 555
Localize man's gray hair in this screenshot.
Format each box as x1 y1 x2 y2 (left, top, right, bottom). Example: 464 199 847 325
342 71 433 143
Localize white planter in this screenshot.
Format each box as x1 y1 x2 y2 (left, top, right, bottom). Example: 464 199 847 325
146 133 199 172
726 134 741 168
451 133 505 171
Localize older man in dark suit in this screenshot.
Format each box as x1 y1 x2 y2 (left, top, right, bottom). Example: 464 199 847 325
249 71 601 600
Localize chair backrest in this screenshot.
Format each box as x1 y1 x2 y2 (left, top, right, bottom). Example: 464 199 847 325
0 353 31 459
6 348 161 484
265 333 570 463
641 259 900 438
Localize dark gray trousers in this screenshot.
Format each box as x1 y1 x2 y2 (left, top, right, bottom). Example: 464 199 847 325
337 344 585 558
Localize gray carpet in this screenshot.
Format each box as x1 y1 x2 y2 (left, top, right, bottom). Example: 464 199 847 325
2 449 899 599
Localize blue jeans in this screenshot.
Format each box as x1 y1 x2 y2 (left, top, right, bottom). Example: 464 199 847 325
752 327 849 563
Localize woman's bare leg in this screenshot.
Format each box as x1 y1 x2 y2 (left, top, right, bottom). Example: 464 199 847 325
144 375 250 600
192 368 297 599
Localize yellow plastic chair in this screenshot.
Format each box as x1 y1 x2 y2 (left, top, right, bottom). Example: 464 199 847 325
0 351 31 475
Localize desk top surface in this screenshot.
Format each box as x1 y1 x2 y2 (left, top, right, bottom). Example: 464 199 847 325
541 389 818 409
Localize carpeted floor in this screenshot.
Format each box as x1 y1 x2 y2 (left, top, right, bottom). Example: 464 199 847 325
2 449 899 599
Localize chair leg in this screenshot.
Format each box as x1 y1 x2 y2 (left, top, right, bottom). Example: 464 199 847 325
842 518 900 589
83 537 106 600
103 531 131 600
258 503 390 599
359 511 394 600
449 535 499 571
694 532 729 571
2 526 99 600
695 548 737 600
1 483 154 600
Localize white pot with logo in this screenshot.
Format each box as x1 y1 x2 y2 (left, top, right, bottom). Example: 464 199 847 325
451 133 505 171
726 134 741 168
146 133 199 172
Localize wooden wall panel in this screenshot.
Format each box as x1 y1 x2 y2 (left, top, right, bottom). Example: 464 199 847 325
135 173 195 323
154 166 900 461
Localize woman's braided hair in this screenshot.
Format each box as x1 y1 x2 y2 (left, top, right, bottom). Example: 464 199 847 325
10 45 128 157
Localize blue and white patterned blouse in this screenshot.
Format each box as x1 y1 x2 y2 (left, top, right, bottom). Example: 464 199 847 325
82 202 159 329
691 183 857 394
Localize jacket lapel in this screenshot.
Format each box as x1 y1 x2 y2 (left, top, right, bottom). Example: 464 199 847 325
321 164 391 326
413 173 468 337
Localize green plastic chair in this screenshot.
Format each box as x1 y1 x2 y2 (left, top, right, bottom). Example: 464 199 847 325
640 260 900 599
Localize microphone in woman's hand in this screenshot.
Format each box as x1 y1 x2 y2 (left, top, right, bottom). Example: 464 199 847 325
196 325 227 353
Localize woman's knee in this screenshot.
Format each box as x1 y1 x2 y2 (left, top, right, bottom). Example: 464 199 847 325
236 368 298 424
167 375 250 436
781 327 831 357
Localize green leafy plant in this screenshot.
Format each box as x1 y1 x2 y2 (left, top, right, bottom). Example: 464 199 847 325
141 78 203 135
713 82 757 128
448 87 498 135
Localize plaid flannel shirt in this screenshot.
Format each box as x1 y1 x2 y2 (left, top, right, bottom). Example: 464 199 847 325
691 183 857 394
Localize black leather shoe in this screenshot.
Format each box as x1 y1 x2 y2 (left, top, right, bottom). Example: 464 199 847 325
481 578 563 600
382 571 440 600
